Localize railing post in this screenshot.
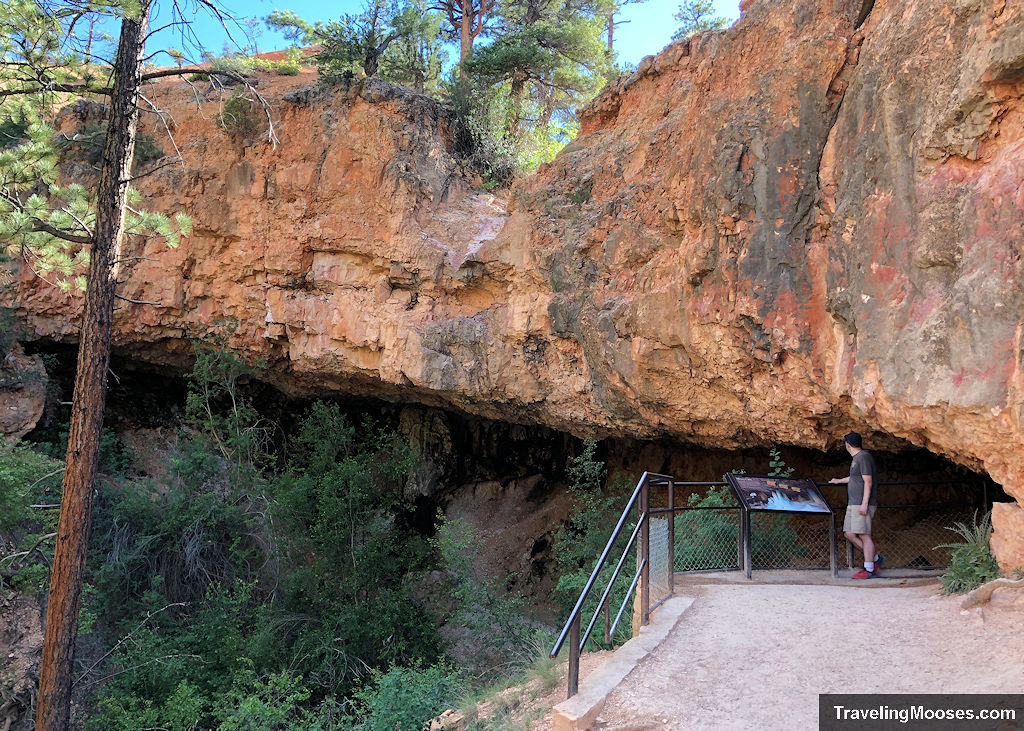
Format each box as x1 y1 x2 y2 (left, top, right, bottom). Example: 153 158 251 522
568 613 580 697
640 477 650 625
736 507 743 570
603 594 611 644
667 480 675 595
743 507 752 580
829 511 838 578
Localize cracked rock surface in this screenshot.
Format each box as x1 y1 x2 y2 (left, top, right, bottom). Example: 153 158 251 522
8 0 1024 564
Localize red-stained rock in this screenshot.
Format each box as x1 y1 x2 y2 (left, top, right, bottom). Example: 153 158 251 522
6 1 1024 558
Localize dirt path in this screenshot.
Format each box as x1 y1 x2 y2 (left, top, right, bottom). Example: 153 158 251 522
591 583 1024 730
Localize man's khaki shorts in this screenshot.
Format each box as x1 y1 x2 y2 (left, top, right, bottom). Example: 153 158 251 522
844 505 876 534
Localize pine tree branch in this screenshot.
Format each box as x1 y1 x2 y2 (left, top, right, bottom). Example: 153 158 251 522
0 190 94 245
114 293 161 305
137 92 187 170
0 66 253 98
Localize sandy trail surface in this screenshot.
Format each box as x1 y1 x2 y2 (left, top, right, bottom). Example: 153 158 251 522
592 583 1024 730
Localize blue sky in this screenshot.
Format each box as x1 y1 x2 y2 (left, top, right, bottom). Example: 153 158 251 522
146 0 741 69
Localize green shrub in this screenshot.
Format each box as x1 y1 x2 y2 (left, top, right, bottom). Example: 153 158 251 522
768 447 794 477
0 441 62 535
217 666 329 731
216 91 262 140
39 424 134 477
267 402 440 690
0 441 62 593
552 439 635 650
210 51 305 77
275 47 304 76
87 445 257 621
76 384 546 727
431 515 532 678
938 511 1001 594
449 78 519 187
185 323 273 477
353 663 459 731
84 578 267 730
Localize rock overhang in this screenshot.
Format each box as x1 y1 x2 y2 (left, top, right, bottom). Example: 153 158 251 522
5 0 1024 565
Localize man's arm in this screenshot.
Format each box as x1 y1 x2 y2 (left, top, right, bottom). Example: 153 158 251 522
828 476 850 484
859 475 872 515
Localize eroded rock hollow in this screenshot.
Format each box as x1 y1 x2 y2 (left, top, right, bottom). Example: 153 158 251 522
8 0 1024 566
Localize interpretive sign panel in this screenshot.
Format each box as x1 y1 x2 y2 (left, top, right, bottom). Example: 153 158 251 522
726 474 832 514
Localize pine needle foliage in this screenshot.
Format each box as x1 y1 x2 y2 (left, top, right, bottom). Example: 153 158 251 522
0 0 190 292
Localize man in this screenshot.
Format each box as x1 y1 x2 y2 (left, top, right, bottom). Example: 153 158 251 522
829 431 883 579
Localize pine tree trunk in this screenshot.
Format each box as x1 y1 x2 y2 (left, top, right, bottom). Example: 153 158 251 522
35 4 150 730
507 71 526 141
459 0 472 81
539 81 555 133
364 49 380 77
607 11 615 53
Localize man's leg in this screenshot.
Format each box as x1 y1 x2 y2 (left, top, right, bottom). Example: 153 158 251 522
844 531 863 551
860 532 875 571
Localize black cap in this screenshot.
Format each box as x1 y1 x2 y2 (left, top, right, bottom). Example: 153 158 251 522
843 431 862 448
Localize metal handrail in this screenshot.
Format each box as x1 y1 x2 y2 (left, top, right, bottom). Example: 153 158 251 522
610 557 647 638
550 472 645 658
582 516 645 649
551 473 987 698
550 471 673 697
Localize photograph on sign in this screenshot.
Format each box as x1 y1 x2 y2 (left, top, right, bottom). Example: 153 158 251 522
727 474 831 513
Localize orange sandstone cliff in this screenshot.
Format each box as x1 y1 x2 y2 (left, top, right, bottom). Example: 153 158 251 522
8 0 1024 568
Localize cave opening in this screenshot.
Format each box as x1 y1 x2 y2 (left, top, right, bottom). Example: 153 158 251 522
23 343 1010 610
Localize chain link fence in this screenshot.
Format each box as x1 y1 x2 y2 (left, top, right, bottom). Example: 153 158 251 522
853 506 980 569
649 515 672 599
672 508 741 571
750 511 833 569
662 484 981 573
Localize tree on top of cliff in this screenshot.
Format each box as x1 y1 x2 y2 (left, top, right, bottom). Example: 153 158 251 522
449 0 608 178
464 0 609 142
0 1 275 727
430 0 499 80
379 1 448 94
605 0 649 55
267 0 447 87
672 0 728 39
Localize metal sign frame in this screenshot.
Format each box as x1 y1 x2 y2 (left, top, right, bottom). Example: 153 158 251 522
726 473 838 579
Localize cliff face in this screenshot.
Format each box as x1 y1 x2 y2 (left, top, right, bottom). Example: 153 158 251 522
9 0 1024 565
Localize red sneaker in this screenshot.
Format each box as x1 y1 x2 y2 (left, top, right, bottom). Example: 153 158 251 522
851 568 876 579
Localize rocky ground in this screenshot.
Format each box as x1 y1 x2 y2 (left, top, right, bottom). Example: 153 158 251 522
591 582 1024 729
0 592 43 731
